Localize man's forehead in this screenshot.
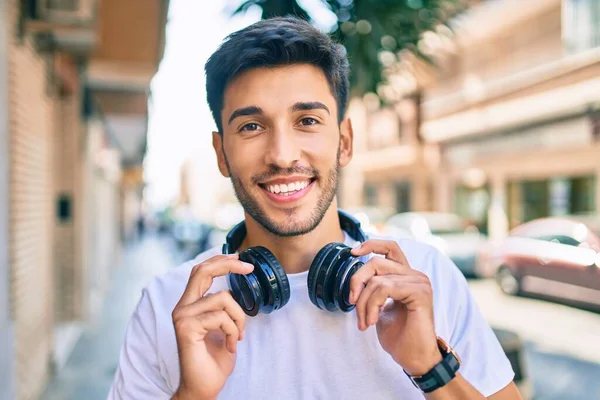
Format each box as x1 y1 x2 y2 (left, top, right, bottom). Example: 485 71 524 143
222 64 336 112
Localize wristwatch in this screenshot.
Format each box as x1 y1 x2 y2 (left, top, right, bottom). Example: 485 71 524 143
405 337 462 393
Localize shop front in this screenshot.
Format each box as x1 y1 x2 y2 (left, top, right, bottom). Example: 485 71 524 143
441 115 600 238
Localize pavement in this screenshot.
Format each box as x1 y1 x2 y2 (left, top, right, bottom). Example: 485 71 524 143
469 279 600 400
41 234 181 400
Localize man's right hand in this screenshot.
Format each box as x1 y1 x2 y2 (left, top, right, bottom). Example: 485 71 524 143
171 255 254 400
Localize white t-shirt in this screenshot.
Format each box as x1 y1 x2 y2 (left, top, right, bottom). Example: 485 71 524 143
108 233 514 399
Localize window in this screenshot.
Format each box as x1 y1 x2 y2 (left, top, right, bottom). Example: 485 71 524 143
534 235 580 247
454 184 490 234
592 115 600 142
48 0 78 10
394 182 411 213
364 184 378 207
508 175 596 227
569 175 596 215
564 0 600 52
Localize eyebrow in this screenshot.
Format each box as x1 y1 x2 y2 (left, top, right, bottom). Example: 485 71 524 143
291 101 330 115
228 106 263 125
227 101 331 126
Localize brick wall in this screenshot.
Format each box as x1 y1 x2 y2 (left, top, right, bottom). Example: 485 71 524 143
7 0 55 398
0 1 16 398
84 120 123 320
53 73 84 323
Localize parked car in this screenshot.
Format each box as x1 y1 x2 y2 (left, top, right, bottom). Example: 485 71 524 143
172 219 214 253
565 213 600 236
384 212 487 277
346 206 395 235
476 217 600 310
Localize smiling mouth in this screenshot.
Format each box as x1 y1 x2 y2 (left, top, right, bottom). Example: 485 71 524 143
258 178 316 196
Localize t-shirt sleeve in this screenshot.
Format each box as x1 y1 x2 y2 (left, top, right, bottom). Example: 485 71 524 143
107 288 172 400
437 251 515 397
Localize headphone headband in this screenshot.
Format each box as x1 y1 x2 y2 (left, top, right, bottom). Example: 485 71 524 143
222 209 368 254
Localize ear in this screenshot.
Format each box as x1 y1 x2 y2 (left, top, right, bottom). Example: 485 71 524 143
338 118 354 168
212 131 230 177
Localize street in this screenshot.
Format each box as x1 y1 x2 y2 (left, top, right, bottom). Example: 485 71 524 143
42 236 600 400
469 279 600 400
42 235 179 400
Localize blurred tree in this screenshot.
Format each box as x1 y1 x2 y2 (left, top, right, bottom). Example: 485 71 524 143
228 0 471 98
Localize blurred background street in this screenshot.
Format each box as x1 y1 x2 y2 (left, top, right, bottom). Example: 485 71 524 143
2 0 600 399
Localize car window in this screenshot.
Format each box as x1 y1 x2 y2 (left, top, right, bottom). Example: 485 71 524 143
422 214 465 235
387 213 468 236
532 234 581 247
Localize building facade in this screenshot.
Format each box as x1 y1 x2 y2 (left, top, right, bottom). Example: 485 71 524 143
340 96 435 217
422 0 600 238
1 2 15 398
1 0 168 399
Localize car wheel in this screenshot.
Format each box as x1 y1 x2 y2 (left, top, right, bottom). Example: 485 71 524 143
496 266 521 296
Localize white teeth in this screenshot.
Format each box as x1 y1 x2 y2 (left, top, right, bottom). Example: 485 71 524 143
266 180 310 194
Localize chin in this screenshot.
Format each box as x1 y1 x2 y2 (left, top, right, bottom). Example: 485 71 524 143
261 205 321 237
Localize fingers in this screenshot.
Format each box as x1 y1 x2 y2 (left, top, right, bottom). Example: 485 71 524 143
178 255 254 307
348 256 410 304
350 239 409 265
355 274 432 331
173 257 254 354
174 290 247 341
174 310 240 353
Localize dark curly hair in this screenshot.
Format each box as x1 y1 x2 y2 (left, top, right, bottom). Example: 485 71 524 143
205 17 350 134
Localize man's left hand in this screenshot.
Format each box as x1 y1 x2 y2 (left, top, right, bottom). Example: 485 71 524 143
349 239 442 376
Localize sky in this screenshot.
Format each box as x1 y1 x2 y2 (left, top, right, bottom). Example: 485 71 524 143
144 0 260 210
144 0 337 210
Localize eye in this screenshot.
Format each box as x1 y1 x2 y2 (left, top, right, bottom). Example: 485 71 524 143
299 117 319 126
240 123 262 132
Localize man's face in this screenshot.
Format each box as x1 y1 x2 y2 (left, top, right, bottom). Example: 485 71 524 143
213 64 353 237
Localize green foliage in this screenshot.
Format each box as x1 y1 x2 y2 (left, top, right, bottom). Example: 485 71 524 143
228 0 470 96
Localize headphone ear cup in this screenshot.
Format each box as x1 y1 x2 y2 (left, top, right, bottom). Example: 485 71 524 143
307 243 335 308
232 246 290 316
253 246 291 309
307 243 349 311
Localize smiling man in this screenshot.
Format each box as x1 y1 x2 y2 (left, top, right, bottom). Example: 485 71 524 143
108 17 522 400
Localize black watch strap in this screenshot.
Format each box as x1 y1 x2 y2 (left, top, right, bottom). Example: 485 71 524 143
407 351 460 393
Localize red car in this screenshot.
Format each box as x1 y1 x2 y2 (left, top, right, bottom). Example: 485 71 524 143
476 218 600 310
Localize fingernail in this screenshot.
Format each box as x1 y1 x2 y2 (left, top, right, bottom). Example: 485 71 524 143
349 290 354 303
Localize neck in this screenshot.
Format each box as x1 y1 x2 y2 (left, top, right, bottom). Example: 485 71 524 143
239 203 346 274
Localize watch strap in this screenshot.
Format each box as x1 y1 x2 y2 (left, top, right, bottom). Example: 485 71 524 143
409 351 460 393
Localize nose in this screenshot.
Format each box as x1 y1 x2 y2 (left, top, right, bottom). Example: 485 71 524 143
263 125 301 168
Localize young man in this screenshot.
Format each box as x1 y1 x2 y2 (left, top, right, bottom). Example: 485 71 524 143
108 17 522 400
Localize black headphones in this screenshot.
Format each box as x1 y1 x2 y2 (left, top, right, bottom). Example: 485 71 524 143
223 210 368 316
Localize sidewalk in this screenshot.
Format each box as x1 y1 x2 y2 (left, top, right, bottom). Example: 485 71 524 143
42 234 181 400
